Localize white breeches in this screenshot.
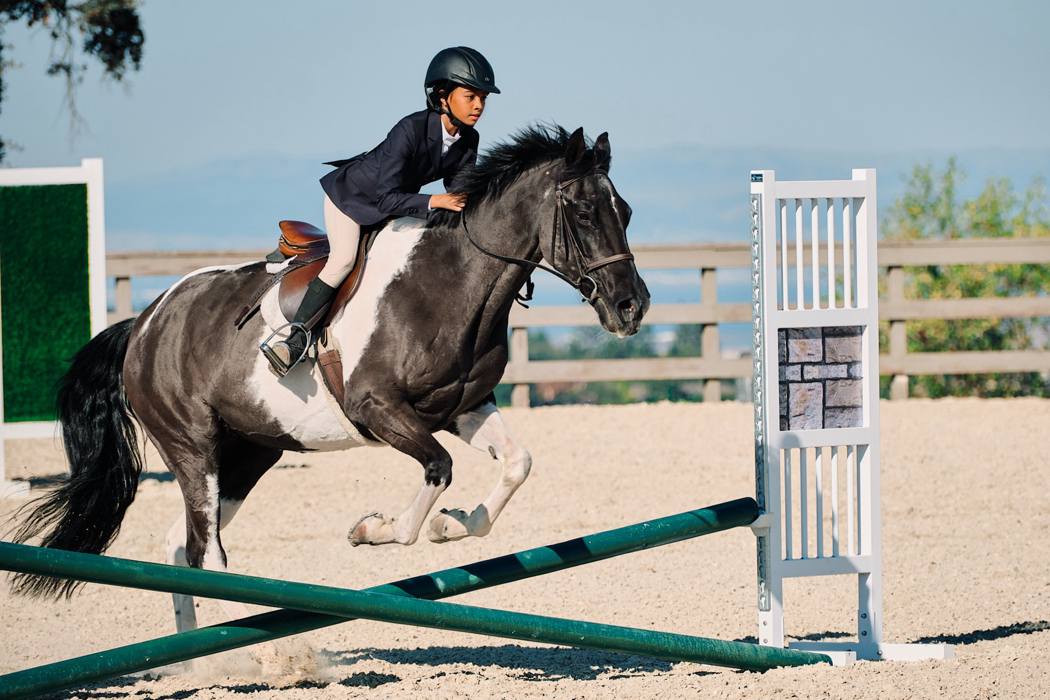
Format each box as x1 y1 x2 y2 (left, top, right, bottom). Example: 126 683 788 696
319 193 362 287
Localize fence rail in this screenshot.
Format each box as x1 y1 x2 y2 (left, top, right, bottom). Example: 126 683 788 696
107 239 1050 406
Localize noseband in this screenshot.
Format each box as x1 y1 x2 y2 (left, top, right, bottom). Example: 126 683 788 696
459 173 635 303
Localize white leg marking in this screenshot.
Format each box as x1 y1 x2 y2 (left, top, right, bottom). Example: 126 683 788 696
198 475 257 626
200 475 225 570
429 404 532 543
165 513 197 633
349 482 447 546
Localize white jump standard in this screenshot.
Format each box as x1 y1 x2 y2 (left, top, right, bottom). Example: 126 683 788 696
749 168 952 664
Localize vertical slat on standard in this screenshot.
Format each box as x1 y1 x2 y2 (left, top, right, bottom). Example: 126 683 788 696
799 448 809 559
810 198 821 308
780 198 789 309
855 444 866 555
814 446 825 558
842 198 853 308
794 199 805 309
826 198 836 308
783 449 793 560
830 446 840 557
846 445 856 555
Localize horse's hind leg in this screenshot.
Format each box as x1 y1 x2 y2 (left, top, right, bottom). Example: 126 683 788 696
165 515 197 632
171 446 320 675
165 436 280 633
428 399 532 543
165 492 249 632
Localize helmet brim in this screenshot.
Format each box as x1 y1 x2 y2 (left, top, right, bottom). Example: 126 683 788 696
445 76 501 95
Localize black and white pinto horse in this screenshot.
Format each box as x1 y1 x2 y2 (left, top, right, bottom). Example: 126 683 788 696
11 126 649 634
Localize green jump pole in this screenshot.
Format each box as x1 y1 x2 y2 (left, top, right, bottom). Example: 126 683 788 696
0 498 825 698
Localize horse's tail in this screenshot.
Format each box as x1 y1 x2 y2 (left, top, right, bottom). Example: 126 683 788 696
8 318 143 599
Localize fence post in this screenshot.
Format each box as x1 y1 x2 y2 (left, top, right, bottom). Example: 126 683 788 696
887 265 908 400
114 276 134 322
700 267 721 402
509 326 530 408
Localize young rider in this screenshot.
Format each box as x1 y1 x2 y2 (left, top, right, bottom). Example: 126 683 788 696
263 46 500 376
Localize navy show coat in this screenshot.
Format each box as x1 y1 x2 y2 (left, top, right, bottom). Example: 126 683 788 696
320 108 479 226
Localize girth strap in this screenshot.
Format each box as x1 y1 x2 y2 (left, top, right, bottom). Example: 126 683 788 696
317 341 345 408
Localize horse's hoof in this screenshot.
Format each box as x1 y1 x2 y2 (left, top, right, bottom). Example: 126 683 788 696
427 508 471 544
348 512 384 546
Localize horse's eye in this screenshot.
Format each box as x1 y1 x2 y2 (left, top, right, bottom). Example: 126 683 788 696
577 211 592 224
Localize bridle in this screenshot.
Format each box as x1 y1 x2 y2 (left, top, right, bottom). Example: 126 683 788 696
459 172 635 304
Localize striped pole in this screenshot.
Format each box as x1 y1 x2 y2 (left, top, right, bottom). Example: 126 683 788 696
0 498 827 698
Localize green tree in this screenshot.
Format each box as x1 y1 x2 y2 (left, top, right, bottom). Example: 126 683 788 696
883 160 1050 397
0 0 144 162
667 324 701 358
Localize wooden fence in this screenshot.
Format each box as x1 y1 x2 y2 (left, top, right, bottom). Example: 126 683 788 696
108 238 1050 406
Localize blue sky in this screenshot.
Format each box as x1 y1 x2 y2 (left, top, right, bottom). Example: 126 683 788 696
6 1 1047 171
4 1 1049 336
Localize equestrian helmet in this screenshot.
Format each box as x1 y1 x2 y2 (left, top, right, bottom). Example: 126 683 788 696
424 46 500 110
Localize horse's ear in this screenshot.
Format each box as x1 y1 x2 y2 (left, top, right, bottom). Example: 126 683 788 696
565 127 586 166
594 132 611 172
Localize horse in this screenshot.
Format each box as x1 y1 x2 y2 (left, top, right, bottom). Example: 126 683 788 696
9 125 650 636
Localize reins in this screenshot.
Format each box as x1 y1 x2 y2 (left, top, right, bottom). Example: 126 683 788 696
458 173 634 305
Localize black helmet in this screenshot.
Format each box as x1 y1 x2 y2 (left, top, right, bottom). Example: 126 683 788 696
424 46 500 111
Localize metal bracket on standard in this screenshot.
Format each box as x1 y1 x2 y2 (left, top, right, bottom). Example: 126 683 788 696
748 513 773 532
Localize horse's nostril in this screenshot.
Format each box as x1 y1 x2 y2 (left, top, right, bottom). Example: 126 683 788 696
617 298 638 321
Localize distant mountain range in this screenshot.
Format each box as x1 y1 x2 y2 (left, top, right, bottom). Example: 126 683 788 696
105 144 1050 252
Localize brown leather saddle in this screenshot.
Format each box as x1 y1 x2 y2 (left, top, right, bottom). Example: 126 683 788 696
236 219 382 405
273 220 379 324
236 220 380 329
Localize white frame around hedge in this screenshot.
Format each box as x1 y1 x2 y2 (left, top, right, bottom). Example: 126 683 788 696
0 158 106 496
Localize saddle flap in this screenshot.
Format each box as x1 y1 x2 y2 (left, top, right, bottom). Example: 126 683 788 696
277 229 378 323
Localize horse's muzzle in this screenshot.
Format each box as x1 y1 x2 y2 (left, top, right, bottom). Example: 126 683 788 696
613 293 648 336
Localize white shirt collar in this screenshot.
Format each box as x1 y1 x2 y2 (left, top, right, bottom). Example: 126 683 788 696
441 119 461 155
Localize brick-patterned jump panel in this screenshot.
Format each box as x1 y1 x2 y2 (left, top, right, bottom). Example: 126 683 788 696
778 326 864 430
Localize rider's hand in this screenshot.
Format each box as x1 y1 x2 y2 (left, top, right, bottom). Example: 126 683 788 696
430 193 467 212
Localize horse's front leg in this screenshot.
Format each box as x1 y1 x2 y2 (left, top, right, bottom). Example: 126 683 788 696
428 400 532 543
348 400 452 546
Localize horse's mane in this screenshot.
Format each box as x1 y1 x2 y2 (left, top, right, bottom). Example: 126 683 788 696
427 123 594 228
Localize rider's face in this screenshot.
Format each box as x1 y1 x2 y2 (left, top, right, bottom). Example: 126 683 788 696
443 87 487 127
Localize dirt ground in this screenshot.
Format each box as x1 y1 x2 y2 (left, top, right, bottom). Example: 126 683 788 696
1 398 1048 699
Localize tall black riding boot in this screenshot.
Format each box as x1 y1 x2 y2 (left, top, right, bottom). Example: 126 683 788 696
263 277 337 375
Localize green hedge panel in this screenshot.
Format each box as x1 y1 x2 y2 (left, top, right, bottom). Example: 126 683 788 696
0 184 91 422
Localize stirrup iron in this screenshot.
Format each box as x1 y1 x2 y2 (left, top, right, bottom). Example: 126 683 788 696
260 322 313 376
